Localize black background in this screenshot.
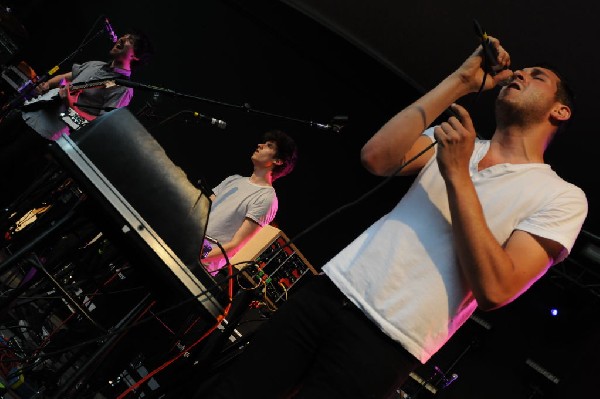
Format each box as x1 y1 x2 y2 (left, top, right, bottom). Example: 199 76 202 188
1 1 598 397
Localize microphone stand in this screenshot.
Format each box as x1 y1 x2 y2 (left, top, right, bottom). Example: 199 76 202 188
0 26 107 119
112 78 345 133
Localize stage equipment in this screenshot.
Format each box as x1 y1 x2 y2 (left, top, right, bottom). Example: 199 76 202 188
48 107 227 317
0 108 228 398
229 224 317 309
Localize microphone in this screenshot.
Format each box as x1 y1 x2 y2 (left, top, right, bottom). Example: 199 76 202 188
312 115 348 133
191 111 227 129
313 122 339 132
472 19 504 76
104 17 118 43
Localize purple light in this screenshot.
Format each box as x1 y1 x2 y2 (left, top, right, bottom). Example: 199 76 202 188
550 308 559 316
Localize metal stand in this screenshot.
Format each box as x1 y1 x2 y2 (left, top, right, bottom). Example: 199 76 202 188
50 293 154 399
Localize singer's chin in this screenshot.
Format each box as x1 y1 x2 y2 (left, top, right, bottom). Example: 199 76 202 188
494 98 527 127
495 95 511 109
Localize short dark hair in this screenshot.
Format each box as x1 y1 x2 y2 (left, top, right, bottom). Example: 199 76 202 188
128 28 154 69
263 129 298 181
535 62 576 135
537 62 575 109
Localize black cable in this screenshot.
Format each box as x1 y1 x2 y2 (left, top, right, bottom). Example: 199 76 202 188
0 261 250 367
473 70 490 104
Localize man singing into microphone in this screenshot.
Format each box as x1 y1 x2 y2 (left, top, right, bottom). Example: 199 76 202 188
203 35 587 398
0 27 153 212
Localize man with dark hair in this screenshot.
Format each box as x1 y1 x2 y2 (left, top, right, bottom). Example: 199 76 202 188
0 28 154 212
201 129 298 275
204 35 587 398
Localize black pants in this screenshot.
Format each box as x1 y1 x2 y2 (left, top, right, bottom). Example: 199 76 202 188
203 274 420 399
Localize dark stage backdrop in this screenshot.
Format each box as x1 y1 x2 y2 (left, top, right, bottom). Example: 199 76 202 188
1 0 421 268
1 1 598 397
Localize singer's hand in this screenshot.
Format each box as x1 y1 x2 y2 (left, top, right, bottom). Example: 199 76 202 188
34 81 50 95
481 36 513 86
434 103 476 181
455 35 513 92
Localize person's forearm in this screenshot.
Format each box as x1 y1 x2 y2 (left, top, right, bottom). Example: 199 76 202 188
444 174 514 310
361 73 472 176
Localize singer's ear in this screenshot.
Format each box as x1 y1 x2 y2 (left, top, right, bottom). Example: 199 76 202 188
551 103 571 122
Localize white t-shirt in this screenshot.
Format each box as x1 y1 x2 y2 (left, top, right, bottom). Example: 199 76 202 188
323 129 588 363
204 174 278 272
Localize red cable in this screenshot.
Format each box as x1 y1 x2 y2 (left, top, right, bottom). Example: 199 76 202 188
115 263 235 398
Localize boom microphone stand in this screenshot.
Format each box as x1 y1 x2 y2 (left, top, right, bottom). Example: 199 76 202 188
112 78 347 133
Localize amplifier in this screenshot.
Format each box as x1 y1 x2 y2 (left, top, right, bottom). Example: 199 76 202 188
229 225 317 309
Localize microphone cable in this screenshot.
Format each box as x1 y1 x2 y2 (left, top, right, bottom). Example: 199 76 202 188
245 21 504 275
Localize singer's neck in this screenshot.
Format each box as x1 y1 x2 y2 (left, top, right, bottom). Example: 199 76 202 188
483 128 546 167
249 169 274 187
111 60 132 73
